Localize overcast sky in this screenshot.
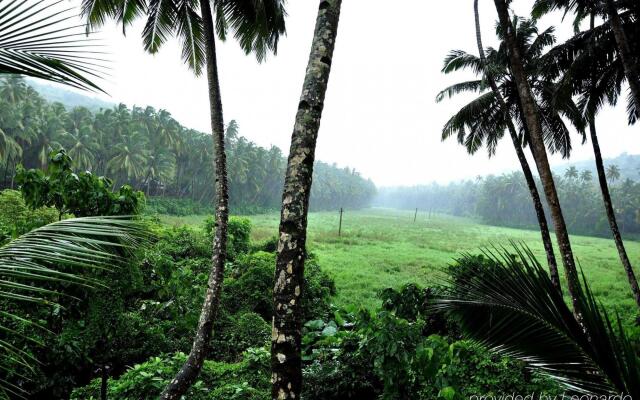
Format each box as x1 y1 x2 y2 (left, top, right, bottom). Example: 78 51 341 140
65 0 638 187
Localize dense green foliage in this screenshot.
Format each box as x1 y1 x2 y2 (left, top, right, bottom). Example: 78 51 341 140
300 283 560 400
0 189 57 244
376 169 640 238
0 202 333 398
440 249 640 395
16 149 143 218
70 279 560 400
0 77 376 212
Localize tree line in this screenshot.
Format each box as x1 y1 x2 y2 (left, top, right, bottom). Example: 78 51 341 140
0 77 376 213
375 166 640 238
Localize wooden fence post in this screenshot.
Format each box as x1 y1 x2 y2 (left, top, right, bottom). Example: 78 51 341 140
338 207 343 236
414 208 418 223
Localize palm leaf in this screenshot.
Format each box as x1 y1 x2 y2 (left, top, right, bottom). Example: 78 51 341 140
436 245 640 396
0 0 107 92
0 216 149 398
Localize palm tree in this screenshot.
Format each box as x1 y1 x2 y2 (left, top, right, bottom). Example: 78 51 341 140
565 166 579 180
81 1 286 397
272 1 342 398
532 0 640 112
544 3 640 309
0 216 147 399
492 0 584 320
607 164 621 183
438 1 561 290
437 246 640 395
0 0 106 91
106 134 148 186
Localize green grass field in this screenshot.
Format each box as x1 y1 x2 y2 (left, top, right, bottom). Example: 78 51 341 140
160 208 640 322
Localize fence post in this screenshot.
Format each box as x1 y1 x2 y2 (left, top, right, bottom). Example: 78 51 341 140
414 208 418 223
338 207 343 236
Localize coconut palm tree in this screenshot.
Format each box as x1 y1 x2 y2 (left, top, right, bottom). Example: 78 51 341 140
437 246 640 395
272 1 342 398
542 2 640 309
607 164 621 183
438 2 561 290
532 0 640 112
81 1 286 397
0 0 106 91
492 0 584 320
0 216 147 399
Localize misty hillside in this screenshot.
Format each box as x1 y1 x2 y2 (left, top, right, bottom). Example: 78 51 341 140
27 79 115 112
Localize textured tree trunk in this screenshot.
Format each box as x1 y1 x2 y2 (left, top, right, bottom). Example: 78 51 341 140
605 0 640 107
493 0 582 316
473 0 560 291
271 1 341 399
589 117 640 309
160 0 229 398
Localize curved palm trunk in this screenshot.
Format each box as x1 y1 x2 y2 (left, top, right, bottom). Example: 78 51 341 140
589 117 640 309
160 0 229 398
271 1 341 399
473 0 560 291
492 0 582 316
604 0 640 107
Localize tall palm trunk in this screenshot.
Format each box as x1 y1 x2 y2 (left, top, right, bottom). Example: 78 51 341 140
271 1 341 398
585 14 640 310
160 0 229 398
493 0 582 316
473 0 560 291
589 117 640 308
604 0 640 107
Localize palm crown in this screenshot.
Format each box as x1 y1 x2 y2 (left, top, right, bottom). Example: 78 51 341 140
82 0 286 74
437 16 586 158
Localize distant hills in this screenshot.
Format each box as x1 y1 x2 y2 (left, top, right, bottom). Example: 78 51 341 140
27 79 115 112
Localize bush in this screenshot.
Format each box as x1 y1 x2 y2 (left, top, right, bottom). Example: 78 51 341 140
210 312 271 362
70 348 271 400
204 215 252 261
301 287 560 400
0 189 57 243
145 197 215 216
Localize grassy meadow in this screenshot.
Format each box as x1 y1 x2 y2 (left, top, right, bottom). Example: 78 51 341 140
160 208 640 321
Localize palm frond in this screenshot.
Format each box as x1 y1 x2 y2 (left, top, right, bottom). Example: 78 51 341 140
436 245 640 396
141 0 175 54
0 216 149 398
441 50 483 75
0 0 108 92
435 79 485 102
214 0 286 62
175 0 205 75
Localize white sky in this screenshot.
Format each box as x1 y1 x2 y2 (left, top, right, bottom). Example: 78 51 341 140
65 0 638 186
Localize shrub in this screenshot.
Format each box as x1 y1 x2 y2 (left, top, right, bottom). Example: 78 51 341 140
204 215 252 261
16 149 144 218
70 349 270 400
210 312 271 362
0 189 57 243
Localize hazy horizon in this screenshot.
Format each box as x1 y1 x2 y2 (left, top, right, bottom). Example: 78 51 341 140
56 0 639 187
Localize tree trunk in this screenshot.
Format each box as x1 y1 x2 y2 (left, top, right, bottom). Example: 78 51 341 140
493 0 582 316
160 0 229 398
605 0 640 107
100 365 109 400
271 1 341 399
473 0 560 292
589 117 640 309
